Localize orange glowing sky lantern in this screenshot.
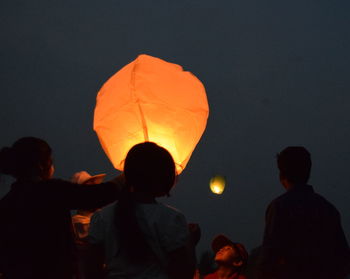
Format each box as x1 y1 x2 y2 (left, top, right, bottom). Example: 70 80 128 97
210 175 226 195
94 54 209 173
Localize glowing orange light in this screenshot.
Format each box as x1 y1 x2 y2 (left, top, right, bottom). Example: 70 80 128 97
210 175 226 195
94 54 209 173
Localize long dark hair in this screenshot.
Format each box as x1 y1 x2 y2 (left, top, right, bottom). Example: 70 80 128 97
0 137 52 180
115 142 176 263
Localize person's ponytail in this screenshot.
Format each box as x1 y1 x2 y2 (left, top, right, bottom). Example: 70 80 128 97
114 189 153 264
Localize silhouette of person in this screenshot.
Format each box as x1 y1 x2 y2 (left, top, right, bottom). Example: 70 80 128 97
203 234 248 279
88 142 198 279
259 146 350 279
0 137 124 279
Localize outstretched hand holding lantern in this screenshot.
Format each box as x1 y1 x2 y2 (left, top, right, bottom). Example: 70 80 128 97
94 54 209 173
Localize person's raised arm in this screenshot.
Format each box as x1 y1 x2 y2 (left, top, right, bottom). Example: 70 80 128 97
50 174 125 210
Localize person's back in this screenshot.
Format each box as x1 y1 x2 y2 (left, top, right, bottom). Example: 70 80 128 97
260 147 350 279
265 184 348 277
89 142 197 279
90 201 189 278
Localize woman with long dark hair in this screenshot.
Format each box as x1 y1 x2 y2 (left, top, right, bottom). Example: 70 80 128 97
0 137 124 279
89 142 198 279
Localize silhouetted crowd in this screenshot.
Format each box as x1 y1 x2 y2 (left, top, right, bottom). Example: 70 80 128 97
0 137 349 279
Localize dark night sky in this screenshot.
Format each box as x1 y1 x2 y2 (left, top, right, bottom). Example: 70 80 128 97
1 0 350 254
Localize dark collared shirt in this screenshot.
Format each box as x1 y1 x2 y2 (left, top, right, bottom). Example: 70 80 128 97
260 184 350 279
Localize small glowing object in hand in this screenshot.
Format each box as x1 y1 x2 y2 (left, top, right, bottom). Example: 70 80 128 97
210 175 226 195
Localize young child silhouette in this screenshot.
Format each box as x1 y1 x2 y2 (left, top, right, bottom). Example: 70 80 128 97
89 142 198 279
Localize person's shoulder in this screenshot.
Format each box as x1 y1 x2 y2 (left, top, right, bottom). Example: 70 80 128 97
139 202 186 223
266 191 289 209
158 202 185 217
312 190 334 204
151 203 188 231
268 185 311 206
265 190 295 218
268 186 340 215
312 191 340 214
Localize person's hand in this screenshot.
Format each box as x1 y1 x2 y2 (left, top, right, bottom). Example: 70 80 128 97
71 171 106 185
188 223 201 246
71 171 90 183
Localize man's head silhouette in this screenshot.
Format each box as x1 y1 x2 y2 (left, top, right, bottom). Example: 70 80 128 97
277 146 311 189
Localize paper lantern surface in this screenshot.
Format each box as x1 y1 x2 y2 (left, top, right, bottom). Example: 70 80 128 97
94 54 209 173
210 175 226 195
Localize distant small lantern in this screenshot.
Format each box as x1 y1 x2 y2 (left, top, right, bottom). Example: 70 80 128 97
94 54 209 174
210 175 226 195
